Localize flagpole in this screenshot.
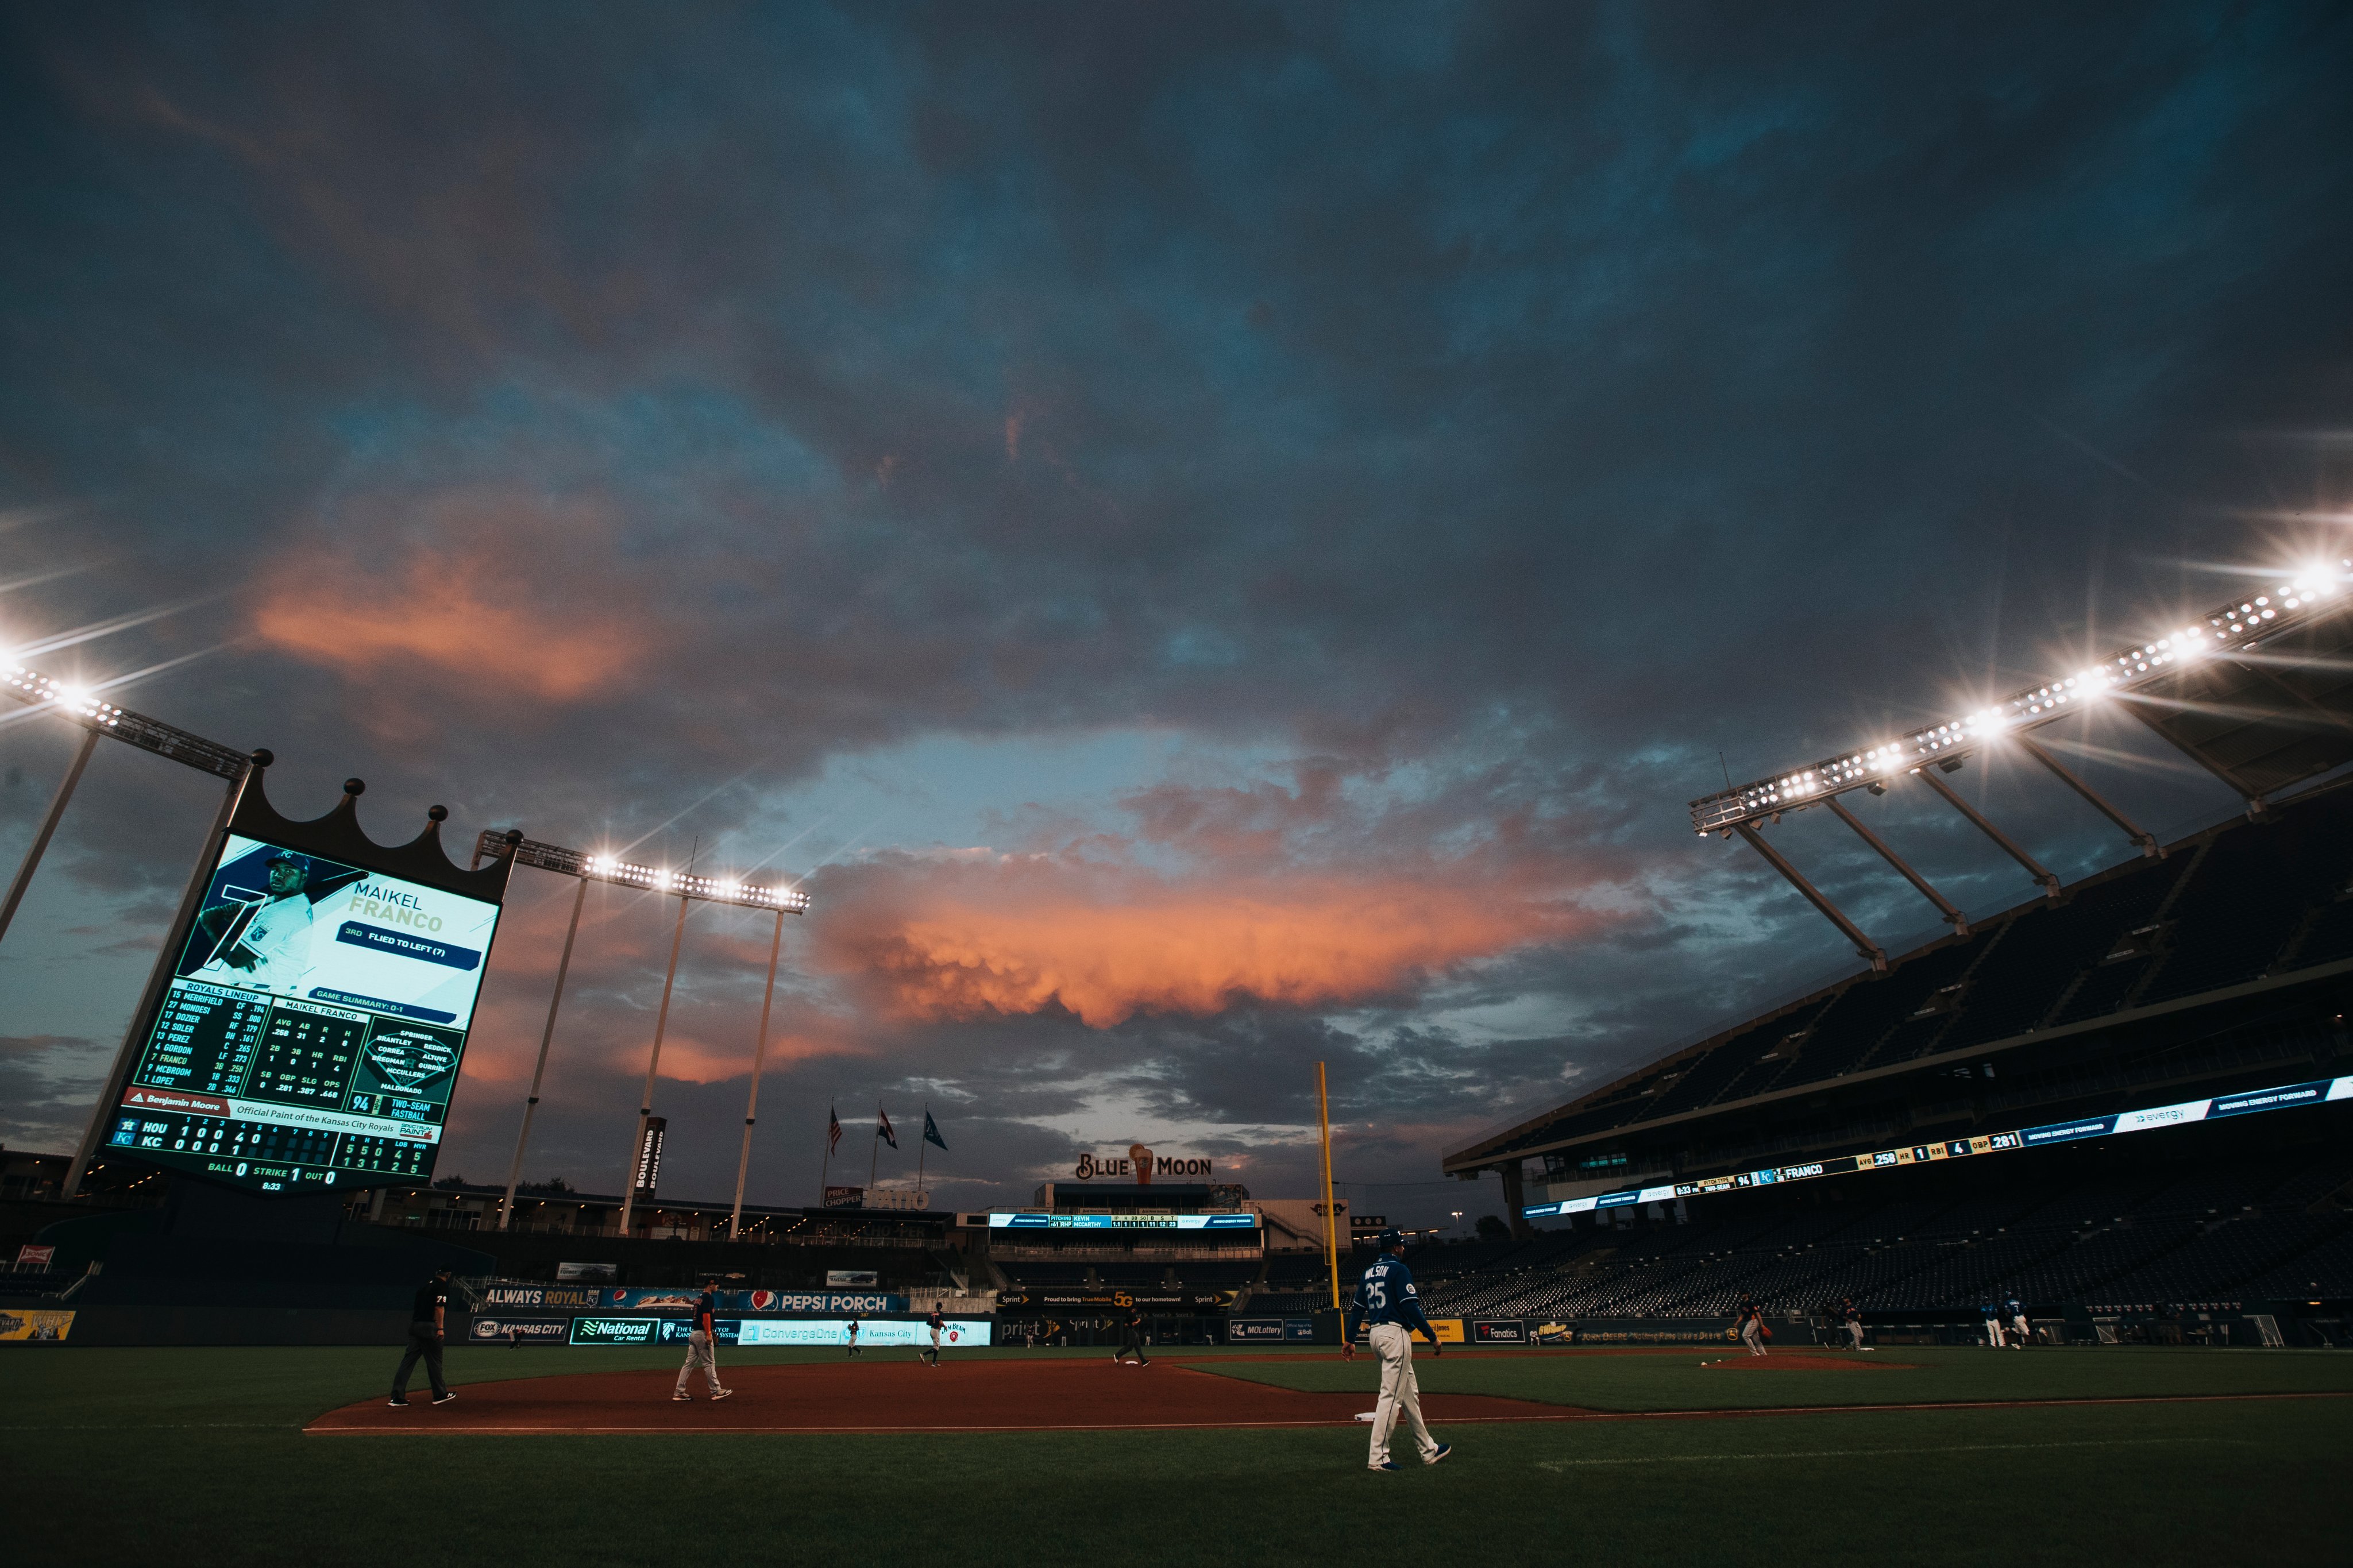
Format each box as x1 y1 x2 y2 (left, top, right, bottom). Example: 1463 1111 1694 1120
916 1100 928 1197
1318 1060 1341 1312
729 906 788 1241
819 1104 833 1204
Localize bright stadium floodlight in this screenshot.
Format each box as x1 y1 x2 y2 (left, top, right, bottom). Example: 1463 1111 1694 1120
1687 559 2353 838
1683 561 2353 955
469 826 813 1237
471 829 812 914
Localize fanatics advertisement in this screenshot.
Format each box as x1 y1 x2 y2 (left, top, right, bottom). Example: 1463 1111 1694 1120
104 833 504 1195
1524 1074 2353 1220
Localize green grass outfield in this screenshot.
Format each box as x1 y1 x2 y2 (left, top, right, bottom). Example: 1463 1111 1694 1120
6 1343 2350 1566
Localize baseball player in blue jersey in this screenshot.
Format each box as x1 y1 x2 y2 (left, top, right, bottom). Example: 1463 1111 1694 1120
922 1303 946 1366
1343 1230 1452 1472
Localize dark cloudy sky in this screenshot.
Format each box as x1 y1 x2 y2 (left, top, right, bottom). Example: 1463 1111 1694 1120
3 3 2350 1227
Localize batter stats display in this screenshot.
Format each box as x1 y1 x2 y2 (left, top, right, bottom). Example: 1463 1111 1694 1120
101 833 503 1194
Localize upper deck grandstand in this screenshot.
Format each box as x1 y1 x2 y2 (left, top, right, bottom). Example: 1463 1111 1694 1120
1438 562 2353 1319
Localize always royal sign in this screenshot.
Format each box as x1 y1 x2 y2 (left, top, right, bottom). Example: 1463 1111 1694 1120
1073 1144 1214 1181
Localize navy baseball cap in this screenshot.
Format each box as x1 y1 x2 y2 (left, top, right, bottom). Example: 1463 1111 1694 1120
1378 1228 1403 1251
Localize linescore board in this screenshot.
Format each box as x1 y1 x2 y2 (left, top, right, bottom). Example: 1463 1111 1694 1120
102 833 503 1194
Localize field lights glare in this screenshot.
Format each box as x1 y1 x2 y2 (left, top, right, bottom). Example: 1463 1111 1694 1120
1691 559 2353 834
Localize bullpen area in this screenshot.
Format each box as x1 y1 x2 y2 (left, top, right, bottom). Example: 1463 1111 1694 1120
8 1342 2350 1566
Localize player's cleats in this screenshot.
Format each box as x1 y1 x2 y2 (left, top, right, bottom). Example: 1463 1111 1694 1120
431 1392 458 1405
385 1397 407 1407
712 1388 735 1401
672 1392 693 1401
1425 1444 1452 1465
1371 1460 1402 1472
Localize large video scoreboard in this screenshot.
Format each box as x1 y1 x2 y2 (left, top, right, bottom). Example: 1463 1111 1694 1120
102 829 506 1194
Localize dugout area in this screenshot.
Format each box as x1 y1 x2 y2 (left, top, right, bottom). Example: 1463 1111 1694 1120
9 1341 2352 1567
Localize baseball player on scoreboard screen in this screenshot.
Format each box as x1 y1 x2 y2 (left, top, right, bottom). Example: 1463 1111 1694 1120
1342 1229 1452 1472
921 1302 946 1366
673 1278 733 1402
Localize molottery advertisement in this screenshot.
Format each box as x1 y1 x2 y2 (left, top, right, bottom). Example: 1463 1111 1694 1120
469 1316 570 1343
1226 1318 1319 1343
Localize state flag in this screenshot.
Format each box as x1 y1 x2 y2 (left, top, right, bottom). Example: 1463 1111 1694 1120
877 1108 898 1149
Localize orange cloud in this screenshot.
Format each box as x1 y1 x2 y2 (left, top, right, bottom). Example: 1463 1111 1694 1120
252 489 655 701
817 855 1583 1028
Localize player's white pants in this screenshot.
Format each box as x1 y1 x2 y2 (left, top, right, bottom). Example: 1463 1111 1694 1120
2012 1316 2030 1346
676 1329 723 1393
1846 1320 1866 1351
1984 1319 2005 1348
1741 1320 1765 1355
1368 1323 1438 1467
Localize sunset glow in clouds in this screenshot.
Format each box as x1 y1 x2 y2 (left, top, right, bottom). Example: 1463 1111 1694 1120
819 854 1584 1026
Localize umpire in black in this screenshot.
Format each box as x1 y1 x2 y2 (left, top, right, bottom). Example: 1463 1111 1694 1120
1112 1301 1151 1366
389 1266 457 1407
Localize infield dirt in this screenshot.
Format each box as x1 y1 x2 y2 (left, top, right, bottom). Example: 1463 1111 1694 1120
319 1356 1581 1434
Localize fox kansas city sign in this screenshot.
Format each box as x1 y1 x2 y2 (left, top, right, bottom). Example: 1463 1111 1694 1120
1073 1144 1213 1181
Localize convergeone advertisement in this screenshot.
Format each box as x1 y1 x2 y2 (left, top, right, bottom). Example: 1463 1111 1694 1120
102 833 503 1194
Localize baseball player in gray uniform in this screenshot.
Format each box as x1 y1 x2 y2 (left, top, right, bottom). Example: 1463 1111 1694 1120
673 1279 733 1402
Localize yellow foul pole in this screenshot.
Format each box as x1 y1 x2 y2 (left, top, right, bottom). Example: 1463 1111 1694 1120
1317 1060 1340 1311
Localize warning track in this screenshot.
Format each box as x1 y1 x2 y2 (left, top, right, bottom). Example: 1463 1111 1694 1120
306 1357 2353 1436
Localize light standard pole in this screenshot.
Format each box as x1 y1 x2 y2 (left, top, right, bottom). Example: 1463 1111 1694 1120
728 906 788 1240
497 874 589 1230
618 890 691 1237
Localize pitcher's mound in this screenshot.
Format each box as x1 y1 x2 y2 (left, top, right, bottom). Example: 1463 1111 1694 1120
311 1358 1584 1435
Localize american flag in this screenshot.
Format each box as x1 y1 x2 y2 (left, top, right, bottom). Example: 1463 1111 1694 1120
827 1106 841 1154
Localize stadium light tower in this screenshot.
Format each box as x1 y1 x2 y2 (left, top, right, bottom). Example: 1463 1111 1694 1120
1 660 253 949
469 829 811 1235
1689 563 2353 961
